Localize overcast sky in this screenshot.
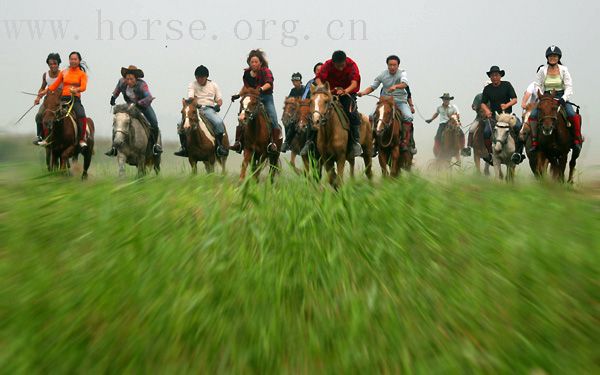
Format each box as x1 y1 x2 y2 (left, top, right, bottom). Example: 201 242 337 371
1 0 598 166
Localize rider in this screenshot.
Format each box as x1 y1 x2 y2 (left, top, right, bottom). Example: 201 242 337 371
462 81 490 156
526 46 581 157
33 53 62 146
314 50 363 157
281 72 305 152
230 49 282 154
174 65 228 157
302 63 323 100
521 65 544 111
426 93 462 155
479 66 518 165
43 51 89 150
358 55 414 154
106 65 162 156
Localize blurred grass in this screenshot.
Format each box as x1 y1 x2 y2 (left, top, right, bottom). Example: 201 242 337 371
0 137 599 374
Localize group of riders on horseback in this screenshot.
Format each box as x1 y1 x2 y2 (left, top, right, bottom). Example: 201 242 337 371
31 45 583 178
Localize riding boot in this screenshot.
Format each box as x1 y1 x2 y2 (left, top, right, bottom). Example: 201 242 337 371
350 122 363 157
268 127 281 153
567 115 582 157
230 125 243 154
33 120 43 145
282 125 296 153
511 138 526 164
528 120 538 153
104 133 117 157
300 128 315 156
215 133 229 156
78 117 88 150
400 122 413 152
174 133 188 157
482 139 493 165
152 128 163 155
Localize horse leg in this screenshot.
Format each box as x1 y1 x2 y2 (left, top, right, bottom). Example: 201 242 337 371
391 147 400 178
189 159 198 175
568 154 577 184
325 158 336 187
363 151 373 180
493 155 502 180
117 153 126 178
348 158 355 179
240 150 251 181
290 152 299 174
378 151 388 177
336 155 346 187
204 161 215 174
137 155 147 178
473 153 481 174
82 148 92 180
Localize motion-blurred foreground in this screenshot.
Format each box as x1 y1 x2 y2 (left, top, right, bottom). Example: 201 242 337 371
1 136 598 373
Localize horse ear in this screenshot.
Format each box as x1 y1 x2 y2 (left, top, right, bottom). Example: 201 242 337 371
537 89 544 98
310 84 315 93
324 81 330 91
495 111 501 121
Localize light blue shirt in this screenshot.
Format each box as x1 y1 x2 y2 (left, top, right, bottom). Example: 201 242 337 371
370 69 409 102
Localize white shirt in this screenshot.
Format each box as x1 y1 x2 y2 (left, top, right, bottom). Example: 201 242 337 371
437 104 459 123
525 82 538 104
188 80 222 107
535 64 573 102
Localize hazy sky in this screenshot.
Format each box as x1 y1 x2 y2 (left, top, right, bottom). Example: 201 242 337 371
1 0 598 166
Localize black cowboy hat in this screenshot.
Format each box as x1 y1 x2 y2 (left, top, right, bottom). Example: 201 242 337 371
439 93 454 100
121 65 144 78
486 66 505 77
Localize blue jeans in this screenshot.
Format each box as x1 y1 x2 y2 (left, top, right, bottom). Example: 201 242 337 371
529 91 576 119
260 94 280 129
200 106 225 134
139 105 159 129
393 99 413 122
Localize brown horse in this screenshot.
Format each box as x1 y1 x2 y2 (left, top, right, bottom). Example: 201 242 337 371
237 87 281 181
535 91 578 183
435 114 463 168
521 102 546 176
309 83 350 187
373 96 412 177
42 91 95 179
281 97 310 173
470 112 490 176
181 100 228 175
282 97 312 174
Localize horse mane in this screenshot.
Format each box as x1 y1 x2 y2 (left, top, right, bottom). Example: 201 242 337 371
496 113 517 126
312 84 332 96
113 103 143 118
378 96 394 106
240 86 260 96
284 97 298 105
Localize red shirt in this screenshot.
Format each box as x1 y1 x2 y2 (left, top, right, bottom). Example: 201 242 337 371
317 57 361 94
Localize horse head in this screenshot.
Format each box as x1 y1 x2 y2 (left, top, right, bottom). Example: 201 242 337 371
296 99 311 133
238 86 261 125
41 91 64 129
282 97 299 127
537 90 560 136
112 104 138 147
374 96 395 135
310 82 333 128
180 99 200 131
493 112 517 153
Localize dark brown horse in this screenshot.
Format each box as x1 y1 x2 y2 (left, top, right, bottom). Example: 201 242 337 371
237 87 281 181
42 92 94 179
282 97 311 174
373 96 412 177
535 90 578 182
181 100 228 175
470 111 490 175
347 111 373 180
435 114 463 169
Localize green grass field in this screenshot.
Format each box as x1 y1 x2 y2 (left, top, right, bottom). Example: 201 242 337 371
1 137 599 373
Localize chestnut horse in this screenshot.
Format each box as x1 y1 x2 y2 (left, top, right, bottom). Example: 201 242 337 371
42 92 94 179
535 91 578 183
435 114 463 168
181 101 228 175
282 97 309 173
373 96 412 177
470 111 490 176
237 87 281 181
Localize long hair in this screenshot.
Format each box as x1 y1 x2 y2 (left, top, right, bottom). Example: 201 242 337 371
246 49 269 68
69 51 89 72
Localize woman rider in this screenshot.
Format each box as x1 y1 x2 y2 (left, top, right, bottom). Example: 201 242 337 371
230 49 282 153
42 51 89 150
525 46 581 157
105 65 162 156
33 53 62 145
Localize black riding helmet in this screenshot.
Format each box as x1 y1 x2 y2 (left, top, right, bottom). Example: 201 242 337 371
545 45 562 59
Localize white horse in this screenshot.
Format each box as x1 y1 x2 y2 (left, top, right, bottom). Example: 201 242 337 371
112 104 161 178
492 112 518 181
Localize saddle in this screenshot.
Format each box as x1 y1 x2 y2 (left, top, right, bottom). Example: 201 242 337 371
331 100 350 131
196 108 216 138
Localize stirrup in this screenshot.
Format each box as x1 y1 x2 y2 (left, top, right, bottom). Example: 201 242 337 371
174 148 188 157
268 142 278 153
79 141 88 149
461 147 471 157
216 145 229 157
105 147 117 157
153 144 163 155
